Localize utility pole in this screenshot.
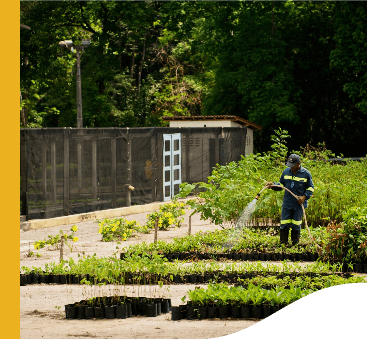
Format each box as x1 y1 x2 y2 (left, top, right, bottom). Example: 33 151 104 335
76 46 83 128
59 39 90 128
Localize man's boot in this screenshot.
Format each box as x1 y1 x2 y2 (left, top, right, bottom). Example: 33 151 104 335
280 227 289 245
291 229 300 246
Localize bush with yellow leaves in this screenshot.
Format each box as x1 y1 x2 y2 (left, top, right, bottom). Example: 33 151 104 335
98 218 148 242
146 201 186 230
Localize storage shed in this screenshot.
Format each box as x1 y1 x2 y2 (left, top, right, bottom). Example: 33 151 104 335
162 115 262 155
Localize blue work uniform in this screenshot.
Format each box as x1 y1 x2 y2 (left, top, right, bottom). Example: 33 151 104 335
271 166 314 231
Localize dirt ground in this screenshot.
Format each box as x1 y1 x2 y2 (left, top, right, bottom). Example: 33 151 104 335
20 209 260 339
20 210 260 339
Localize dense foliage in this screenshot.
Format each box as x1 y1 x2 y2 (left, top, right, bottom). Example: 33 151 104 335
20 1 366 156
177 129 367 229
318 206 367 264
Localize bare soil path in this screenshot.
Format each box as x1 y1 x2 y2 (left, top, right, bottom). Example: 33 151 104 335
20 209 366 339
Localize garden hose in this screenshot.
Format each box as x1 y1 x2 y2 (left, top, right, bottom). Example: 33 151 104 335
256 184 321 250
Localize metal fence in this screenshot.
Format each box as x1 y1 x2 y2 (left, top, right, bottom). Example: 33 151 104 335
21 127 247 220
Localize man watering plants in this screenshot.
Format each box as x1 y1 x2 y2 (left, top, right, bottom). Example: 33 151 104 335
266 154 314 246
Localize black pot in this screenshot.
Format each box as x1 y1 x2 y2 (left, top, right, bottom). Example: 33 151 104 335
104 305 116 319
31 273 39 284
94 306 105 319
198 274 205 283
241 254 247 261
204 274 213 283
59 275 67 284
265 254 272 261
263 305 272 318
171 306 181 321
190 274 198 284
220 274 228 282
131 301 139 316
259 254 265 261
39 274 49 284
230 306 240 318
184 274 191 283
116 304 127 319
161 299 170 314
353 263 361 273
127 303 132 317
77 305 85 319
228 274 237 283
273 253 279 261
252 305 263 319
180 253 186 260
171 253 179 260
240 306 251 318
20 275 27 286
65 304 77 319
156 301 162 316
146 303 157 317
186 305 196 320
197 306 208 319
278 254 285 261
247 254 254 261
26 274 32 284
253 254 259 261
180 305 187 319
174 274 182 284
85 306 94 319
207 306 218 319
218 306 228 319
50 274 60 284
233 253 241 261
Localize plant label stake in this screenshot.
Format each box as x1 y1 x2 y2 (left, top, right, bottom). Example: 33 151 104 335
154 217 158 243
60 237 64 261
188 215 192 236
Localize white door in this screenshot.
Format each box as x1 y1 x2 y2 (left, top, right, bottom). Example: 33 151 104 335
163 133 181 201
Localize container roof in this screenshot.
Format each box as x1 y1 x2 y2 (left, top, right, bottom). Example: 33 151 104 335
162 115 262 130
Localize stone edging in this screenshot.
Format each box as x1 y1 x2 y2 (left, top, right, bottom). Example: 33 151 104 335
21 197 201 231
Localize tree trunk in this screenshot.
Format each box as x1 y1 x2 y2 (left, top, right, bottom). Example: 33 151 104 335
137 34 147 95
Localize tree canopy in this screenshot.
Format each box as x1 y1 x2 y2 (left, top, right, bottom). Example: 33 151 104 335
20 1 366 156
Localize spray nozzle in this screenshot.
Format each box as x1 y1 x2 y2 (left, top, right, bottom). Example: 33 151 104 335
255 192 261 200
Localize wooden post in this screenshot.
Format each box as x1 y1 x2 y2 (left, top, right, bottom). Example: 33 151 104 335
21 131 28 217
188 215 192 236
42 143 47 199
111 136 116 208
126 128 132 207
63 128 70 216
60 237 64 262
77 140 82 193
92 137 97 199
50 140 56 204
154 217 158 243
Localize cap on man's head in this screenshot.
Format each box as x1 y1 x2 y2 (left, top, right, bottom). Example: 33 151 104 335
286 154 301 167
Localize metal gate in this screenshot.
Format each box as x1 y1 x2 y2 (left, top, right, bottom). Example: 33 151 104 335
163 133 181 201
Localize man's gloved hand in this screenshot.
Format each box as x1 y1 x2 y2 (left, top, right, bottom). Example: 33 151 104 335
297 195 307 205
265 182 274 189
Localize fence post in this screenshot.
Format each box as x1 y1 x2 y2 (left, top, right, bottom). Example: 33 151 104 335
21 130 28 218
51 140 56 204
111 135 116 208
42 142 47 199
154 217 158 243
92 136 97 199
126 128 132 207
63 128 70 216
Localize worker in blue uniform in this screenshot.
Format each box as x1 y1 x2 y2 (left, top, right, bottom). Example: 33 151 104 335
266 154 315 245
